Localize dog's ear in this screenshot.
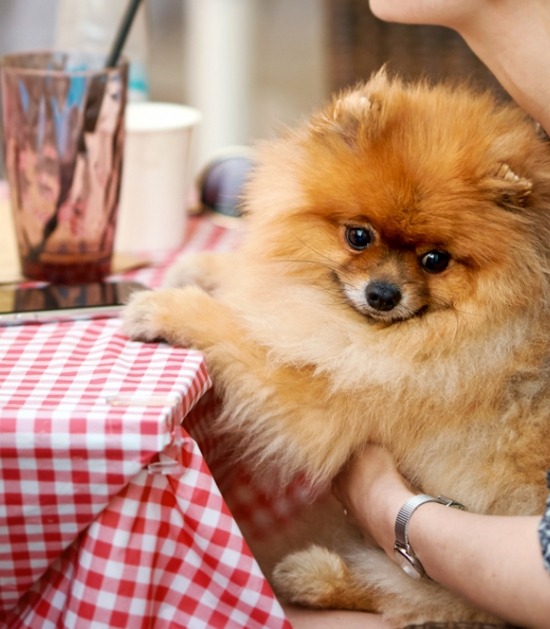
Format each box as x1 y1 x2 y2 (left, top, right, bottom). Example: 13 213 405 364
490 163 533 209
312 69 391 147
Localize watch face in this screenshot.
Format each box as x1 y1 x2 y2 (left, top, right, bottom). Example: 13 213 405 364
394 547 424 579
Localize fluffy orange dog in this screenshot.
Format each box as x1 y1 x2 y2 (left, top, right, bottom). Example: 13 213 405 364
122 70 550 626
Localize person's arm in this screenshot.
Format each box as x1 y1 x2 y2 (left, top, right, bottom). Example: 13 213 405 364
282 605 390 629
368 0 550 136
333 445 550 629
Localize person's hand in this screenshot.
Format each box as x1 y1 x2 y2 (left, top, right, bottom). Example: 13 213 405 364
367 0 550 172
368 0 483 30
332 445 415 556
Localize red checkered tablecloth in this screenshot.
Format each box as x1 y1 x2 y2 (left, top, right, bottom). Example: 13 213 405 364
0 217 291 628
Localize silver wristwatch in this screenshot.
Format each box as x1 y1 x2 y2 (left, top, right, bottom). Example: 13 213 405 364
393 494 465 579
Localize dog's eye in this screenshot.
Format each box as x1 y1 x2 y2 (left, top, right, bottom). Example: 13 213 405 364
420 250 451 273
345 226 373 250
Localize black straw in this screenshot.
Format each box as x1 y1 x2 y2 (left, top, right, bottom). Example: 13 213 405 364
105 0 144 68
31 0 144 263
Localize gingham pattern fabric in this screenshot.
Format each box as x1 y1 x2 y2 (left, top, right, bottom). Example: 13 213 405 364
0 216 290 628
185 394 324 540
4 432 287 628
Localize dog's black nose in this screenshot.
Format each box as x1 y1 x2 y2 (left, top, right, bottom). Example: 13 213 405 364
366 281 401 312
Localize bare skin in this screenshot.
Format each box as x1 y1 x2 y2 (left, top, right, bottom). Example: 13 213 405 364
368 0 550 135
282 605 390 628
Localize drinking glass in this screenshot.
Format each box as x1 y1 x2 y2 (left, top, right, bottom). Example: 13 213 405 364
0 51 128 283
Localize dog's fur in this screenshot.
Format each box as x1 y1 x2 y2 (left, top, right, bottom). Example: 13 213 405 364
122 70 550 626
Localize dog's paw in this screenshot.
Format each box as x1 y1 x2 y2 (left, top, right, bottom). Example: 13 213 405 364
163 251 231 291
163 254 206 289
121 287 208 345
121 284 231 349
121 288 173 343
272 545 356 609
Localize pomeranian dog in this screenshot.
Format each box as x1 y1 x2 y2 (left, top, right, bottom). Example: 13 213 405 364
122 70 550 626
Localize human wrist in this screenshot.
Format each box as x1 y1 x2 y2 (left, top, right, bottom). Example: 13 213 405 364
392 495 466 580
357 482 414 557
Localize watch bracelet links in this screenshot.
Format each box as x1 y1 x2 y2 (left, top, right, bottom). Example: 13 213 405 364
394 494 466 578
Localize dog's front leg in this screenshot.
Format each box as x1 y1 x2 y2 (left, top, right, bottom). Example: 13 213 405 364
122 285 356 485
121 285 245 349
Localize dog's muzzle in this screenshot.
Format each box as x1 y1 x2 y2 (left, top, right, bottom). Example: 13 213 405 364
365 280 402 312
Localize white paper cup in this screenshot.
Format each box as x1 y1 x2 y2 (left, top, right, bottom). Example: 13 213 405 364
115 102 202 253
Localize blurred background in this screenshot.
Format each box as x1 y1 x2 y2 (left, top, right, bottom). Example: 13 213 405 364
0 0 504 174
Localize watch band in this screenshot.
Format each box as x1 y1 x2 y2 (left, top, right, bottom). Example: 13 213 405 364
394 494 465 579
